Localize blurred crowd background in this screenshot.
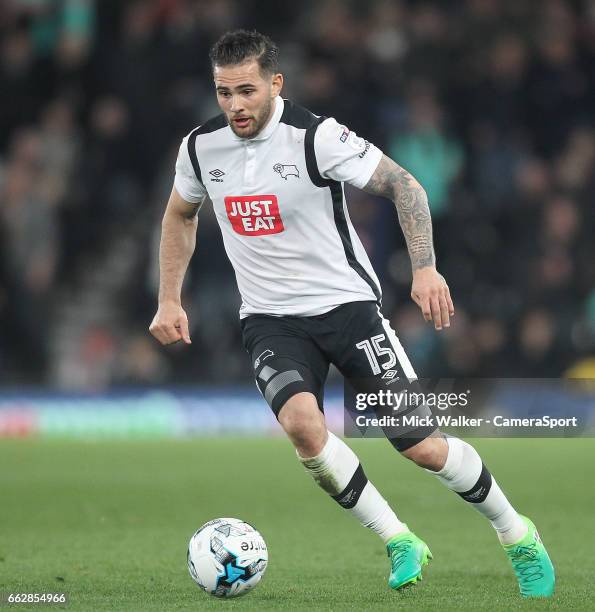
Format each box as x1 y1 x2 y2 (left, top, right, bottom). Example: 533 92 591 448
1 0 594 390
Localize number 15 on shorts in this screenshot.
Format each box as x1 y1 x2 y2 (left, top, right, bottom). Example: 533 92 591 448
356 334 396 375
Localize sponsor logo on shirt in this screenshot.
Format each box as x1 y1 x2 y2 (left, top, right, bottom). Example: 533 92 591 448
224 195 285 236
340 126 350 142
273 163 300 180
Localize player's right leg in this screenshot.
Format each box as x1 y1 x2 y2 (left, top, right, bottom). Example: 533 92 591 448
277 394 431 589
241 314 414 586
278 392 409 543
280 392 435 592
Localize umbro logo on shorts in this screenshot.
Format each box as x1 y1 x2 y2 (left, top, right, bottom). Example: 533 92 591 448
225 195 285 236
382 369 401 386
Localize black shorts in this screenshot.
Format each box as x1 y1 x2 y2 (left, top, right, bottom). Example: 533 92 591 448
240 300 436 451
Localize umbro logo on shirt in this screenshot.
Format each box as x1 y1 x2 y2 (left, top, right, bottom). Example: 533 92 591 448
358 141 371 159
209 169 225 182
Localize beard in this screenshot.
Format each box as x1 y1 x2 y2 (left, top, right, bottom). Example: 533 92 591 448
228 96 274 139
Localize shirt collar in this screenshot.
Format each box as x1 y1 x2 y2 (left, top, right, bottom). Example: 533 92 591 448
230 96 284 142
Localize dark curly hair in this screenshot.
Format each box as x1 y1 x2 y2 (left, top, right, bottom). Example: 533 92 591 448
209 30 279 76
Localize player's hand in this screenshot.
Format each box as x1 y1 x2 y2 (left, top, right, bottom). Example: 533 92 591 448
149 301 192 345
410 266 454 330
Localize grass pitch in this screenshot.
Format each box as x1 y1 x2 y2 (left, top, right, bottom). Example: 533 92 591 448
1 436 593 611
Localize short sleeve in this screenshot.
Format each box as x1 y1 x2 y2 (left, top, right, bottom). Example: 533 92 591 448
173 135 208 206
314 118 383 188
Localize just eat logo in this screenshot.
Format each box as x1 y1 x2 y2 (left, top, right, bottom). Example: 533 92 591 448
224 195 285 236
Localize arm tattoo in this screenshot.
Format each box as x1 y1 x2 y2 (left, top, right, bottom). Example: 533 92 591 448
363 155 435 270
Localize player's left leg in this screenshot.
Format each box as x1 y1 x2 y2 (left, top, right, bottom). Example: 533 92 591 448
401 434 527 544
400 435 525 543
400 434 555 597
329 301 554 597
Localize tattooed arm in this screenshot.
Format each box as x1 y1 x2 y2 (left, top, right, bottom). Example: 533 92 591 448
363 154 454 329
363 154 435 271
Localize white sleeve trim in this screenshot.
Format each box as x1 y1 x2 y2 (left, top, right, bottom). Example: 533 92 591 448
174 135 208 205
314 117 384 188
349 146 383 189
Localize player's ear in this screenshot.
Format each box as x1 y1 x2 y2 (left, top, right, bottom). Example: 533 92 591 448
271 73 283 98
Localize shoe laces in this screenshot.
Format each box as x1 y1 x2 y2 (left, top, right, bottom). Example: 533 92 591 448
388 539 413 571
510 542 544 583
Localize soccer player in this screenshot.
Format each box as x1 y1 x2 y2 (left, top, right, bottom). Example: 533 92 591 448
149 30 554 597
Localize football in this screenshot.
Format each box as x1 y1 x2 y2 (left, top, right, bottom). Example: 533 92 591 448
187 517 268 598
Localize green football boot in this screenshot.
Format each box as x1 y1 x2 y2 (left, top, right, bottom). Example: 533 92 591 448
503 516 555 598
386 530 432 590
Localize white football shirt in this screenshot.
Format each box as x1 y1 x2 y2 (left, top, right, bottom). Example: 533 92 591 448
174 96 383 317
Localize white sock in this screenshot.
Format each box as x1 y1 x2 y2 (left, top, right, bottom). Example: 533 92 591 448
428 437 527 545
299 431 408 543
